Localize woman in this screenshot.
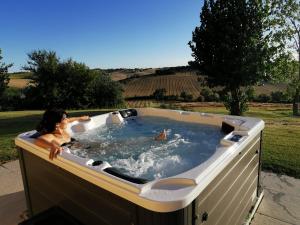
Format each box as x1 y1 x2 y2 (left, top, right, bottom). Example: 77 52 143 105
35 108 90 160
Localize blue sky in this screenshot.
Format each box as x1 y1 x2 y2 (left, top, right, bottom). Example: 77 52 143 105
1 0 204 72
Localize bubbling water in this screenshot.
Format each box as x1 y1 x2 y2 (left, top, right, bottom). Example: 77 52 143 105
72 116 224 180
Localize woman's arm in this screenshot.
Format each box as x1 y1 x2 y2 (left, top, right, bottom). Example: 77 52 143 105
66 115 90 123
35 135 63 160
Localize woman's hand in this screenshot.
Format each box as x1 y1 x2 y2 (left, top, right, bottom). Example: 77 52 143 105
49 143 63 160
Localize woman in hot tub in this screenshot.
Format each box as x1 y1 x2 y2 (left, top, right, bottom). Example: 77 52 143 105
35 108 167 160
34 108 90 160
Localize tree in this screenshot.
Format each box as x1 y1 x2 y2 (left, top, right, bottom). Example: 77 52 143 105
23 50 95 109
152 88 166 100
266 0 300 115
189 0 269 115
0 49 13 99
23 50 60 108
54 59 94 108
180 91 193 102
88 73 124 108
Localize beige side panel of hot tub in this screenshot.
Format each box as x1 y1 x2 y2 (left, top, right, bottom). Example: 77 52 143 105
21 150 138 225
194 134 261 225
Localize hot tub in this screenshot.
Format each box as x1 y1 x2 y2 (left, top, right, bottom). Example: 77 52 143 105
16 108 264 225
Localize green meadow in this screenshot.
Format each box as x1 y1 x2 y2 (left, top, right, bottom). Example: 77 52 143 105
0 105 299 178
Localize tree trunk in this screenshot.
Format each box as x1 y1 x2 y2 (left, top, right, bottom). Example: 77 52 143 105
293 49 300 116
230 89 242 116
293 89 300 116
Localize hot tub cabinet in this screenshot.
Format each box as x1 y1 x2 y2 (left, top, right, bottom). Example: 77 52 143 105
16 108 264 225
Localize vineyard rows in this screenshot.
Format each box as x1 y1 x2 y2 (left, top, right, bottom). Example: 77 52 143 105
123 73 202 98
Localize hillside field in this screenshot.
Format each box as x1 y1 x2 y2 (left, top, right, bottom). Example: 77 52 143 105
123 72 201 98
7 70 287 99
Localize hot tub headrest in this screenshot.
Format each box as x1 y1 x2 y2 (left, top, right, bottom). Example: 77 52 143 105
119 109 137 118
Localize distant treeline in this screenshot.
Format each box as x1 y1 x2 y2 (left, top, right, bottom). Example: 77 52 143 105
155 66 193 75
1 50 124 111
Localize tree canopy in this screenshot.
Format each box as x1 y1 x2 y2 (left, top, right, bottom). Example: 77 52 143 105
189 0 269 115
23 50 124 109
266 0 300 115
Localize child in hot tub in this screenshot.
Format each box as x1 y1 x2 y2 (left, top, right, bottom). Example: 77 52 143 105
34 108 90 160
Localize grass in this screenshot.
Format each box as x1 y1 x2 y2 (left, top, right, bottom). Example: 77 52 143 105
8 72 32 79
0 104 299 178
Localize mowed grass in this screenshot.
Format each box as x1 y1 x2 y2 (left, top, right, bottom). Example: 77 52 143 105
0 105 299 178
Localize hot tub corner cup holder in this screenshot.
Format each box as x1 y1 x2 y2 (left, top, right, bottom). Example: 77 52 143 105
221 132 248 147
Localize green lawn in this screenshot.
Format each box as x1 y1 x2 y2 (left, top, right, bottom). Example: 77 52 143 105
1 106 299 178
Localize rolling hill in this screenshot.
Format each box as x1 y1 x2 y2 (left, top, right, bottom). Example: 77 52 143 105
7 69 287 100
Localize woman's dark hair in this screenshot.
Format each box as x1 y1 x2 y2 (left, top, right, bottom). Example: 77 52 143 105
36 108 67 134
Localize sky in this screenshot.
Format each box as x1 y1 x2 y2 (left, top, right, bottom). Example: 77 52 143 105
0 0 204 72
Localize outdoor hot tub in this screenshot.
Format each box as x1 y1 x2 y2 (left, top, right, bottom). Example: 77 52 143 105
16 108 264 225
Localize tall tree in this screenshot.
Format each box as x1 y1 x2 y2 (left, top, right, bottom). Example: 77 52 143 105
23 50 60 108
267 0 300 115
0 49 13 98
189 0 269 115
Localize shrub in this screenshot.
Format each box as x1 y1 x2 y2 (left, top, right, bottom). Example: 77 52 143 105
88 74 124 108
197 95 205 102
0 88 24 111
255 94 271 102
180 91 193 102
201 87 219 102
152 88 166 100
270 91 290 103
166 95 179 101
245 87 255 101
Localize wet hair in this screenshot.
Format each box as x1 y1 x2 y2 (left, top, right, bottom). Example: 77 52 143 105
36 108 67 134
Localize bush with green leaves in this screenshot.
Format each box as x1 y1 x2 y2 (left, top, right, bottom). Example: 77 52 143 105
180 91 193 102
197 95 205 102
152 88 166 100
88 74 124 108
270 91 290 103
201 87 219 102
0 88 24 111
255 94 271 103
